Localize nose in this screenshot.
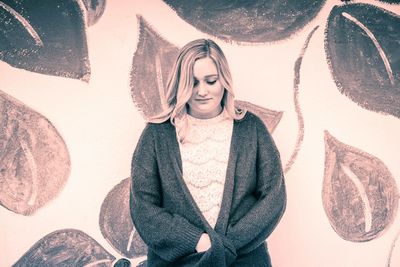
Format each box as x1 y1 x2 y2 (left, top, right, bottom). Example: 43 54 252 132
197 82 208 97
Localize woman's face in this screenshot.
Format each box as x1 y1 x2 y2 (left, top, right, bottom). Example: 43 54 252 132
187 57 225 119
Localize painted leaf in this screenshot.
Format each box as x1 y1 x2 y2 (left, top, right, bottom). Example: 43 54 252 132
0 2 39 51
378 0 400 3
325 3 400 118
82 0 107 26
130 16 179 119
163 0 326 43
99 178 147 258
113 258 131 267
388 230 400 267
322 131 399 242
235 100 282 133
0 91 71 215
0 0 90 81
13 229 115 267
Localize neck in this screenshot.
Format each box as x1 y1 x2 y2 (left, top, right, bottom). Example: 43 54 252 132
187 106 223 119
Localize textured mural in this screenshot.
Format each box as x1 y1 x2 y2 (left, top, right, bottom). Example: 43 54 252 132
12 181 148 267
1 0 400 266
100 178 147 259
163 0 326 43
130 16 179 119
322 131 398 242
0 90 71 216
82 0 107 26
325 3 400 118
286 25 319 173
388 229 400 266
0 0 106 81
13 229 115 266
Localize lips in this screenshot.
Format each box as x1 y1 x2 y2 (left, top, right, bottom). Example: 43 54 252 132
195 98 211 102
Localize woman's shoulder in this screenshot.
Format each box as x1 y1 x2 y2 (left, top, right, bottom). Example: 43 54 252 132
235 110 264 126
144 119 175 135
234 110 273 137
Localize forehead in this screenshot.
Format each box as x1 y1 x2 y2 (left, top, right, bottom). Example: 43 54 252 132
193 57 218 78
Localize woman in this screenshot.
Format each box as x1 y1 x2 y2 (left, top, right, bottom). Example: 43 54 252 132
130 39 286 266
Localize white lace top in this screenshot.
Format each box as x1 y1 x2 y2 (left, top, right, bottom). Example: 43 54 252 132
179 111 233 228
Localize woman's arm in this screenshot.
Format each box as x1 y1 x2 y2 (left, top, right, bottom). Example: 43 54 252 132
130 124 204 262
225 118 287 255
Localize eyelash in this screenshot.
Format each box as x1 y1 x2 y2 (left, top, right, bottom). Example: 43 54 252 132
193 80 217 86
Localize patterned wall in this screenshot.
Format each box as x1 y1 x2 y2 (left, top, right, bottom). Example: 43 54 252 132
1 0 399 266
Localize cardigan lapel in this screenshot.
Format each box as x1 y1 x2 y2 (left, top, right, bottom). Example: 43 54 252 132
165 124 208 225
214 118 239 234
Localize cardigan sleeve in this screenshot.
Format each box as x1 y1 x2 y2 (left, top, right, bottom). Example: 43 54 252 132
129 124 204 262
225 118 287 255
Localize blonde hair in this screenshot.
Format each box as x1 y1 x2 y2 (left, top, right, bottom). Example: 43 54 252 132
150 39 245 142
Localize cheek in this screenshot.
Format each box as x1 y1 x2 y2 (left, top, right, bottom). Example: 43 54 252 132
189 89 197 101
214 85 225 100
188 92 197 107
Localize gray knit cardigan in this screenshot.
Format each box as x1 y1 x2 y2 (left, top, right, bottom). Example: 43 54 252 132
130 111 286 267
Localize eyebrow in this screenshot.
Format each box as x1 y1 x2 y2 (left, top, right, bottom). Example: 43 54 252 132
194 74 219 80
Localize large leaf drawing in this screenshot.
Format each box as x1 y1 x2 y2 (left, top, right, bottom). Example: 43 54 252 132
99 178 147 258
82 0 107 26
130 16 179 119
235 100 282 133
325 3 400 118
0 91 71 215
13 229 115 267
0 0 90 81
322 131 399 242
164 0 326 43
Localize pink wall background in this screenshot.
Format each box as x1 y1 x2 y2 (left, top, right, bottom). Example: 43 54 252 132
1 0 399 266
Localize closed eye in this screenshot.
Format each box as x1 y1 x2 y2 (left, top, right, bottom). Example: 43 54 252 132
207 80 217 85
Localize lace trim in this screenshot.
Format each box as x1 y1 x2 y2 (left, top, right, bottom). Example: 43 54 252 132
179 113 233 228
